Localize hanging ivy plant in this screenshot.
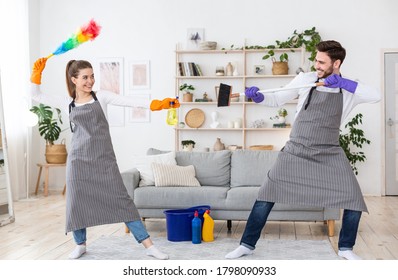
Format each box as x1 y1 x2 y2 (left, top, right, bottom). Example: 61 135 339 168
339 113 371 175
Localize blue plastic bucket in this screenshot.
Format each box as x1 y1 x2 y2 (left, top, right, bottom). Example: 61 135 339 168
163 205 210 242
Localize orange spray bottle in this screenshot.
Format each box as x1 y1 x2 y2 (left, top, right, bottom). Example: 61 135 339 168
202 209 214 242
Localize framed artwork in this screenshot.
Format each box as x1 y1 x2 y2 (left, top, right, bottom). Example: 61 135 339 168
129 60 150 89
186 28 204 50
254 65 265 75
95 57 124 126
125 94 151 123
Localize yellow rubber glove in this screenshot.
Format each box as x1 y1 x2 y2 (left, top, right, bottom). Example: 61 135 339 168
30 57 48 85
150 98 180 111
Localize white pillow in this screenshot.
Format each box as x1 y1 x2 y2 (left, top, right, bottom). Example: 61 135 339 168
151 162 201 187
132 152 177 186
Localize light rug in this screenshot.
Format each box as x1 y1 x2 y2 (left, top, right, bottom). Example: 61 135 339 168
79 236 340 260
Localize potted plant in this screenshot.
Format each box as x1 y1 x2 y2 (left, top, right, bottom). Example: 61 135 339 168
181 140 195 151
30 103 68 164
179 83 195 102
270 108 288 124
261 27 322 73
339 113 370 175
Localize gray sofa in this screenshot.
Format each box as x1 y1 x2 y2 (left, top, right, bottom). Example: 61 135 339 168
121 149 340 236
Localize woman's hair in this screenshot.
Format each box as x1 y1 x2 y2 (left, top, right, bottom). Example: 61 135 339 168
65 60 93 98
316 40 346 65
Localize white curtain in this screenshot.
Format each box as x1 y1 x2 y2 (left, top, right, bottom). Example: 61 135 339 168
0 0 31 199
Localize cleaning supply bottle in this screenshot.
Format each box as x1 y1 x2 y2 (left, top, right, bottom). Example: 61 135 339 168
202 209 214 242
192 210 202 244
166 99 178 126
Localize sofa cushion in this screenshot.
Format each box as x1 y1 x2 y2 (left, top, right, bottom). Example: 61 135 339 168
176 150 231 187
134 186 229 209
226 187 324 211
151 162 200 187
230 150 279 187
132 152 177 186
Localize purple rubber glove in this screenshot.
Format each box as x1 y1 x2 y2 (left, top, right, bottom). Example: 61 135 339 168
245 86 264 103
324 74 358 93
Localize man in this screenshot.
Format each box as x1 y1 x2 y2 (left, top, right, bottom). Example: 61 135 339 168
225 40 380 260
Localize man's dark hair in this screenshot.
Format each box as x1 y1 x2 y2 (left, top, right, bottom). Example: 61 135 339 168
316 40 346 65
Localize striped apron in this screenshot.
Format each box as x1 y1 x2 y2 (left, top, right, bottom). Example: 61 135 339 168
258 87 368 212
65 92 141 233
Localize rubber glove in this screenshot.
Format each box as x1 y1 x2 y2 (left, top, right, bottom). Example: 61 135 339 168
150 98 180 111
245 86 264 103
30 57 48 85
323 74 358 93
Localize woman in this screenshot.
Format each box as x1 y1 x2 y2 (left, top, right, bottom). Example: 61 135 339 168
30 57 168 260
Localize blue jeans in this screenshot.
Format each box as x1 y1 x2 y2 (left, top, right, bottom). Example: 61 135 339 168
240 200 361 251
72 220 150 245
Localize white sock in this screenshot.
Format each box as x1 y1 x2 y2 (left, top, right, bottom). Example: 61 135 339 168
146 245 169 260
338 250 362 260
225 245 254 259
68 244 86 259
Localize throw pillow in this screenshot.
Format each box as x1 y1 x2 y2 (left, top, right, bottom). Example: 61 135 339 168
151 162 201 187
132 152 177 186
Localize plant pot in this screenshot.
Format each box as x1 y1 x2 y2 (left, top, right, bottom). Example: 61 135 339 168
45 139 67 164
183 93 193 102
182 144 194 152
272 59 289 75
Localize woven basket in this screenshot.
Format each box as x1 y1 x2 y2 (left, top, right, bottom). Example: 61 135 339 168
185 108 205 128
272 58 288 75
45 139 67 164
249 145 274 151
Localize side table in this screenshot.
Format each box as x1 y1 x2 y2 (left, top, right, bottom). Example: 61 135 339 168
35 163 66 197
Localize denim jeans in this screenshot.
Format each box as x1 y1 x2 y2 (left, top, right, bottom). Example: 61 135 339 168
72 220 150 245
240 200 361 251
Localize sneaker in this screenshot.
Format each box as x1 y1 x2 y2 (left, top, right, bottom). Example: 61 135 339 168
338 250 362 260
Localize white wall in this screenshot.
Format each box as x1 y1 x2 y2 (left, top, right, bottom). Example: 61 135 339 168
28 0 398 196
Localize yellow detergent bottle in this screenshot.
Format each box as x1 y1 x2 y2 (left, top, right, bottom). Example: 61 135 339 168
202 209 214 242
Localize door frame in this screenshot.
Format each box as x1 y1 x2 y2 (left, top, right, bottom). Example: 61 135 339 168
381 49 398 196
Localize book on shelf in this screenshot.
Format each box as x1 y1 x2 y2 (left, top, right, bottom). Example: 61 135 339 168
177 62 202 76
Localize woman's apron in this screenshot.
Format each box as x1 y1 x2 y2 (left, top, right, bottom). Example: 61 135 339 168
258 86 368 212
65 92 141 232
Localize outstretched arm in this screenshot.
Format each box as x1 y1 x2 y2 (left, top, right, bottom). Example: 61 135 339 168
30 57 71 113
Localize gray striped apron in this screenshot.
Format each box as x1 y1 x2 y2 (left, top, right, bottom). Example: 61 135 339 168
65 92 141 233
258 87 368 212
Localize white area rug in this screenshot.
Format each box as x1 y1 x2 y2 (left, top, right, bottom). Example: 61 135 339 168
79 236 340 260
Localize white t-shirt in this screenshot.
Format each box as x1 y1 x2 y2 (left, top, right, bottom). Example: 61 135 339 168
258 72 381 123
30 84 149 119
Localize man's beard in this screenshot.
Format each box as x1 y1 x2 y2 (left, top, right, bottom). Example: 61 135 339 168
316 66 333 79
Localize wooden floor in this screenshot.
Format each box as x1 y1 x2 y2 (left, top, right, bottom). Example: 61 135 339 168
0 193 397 260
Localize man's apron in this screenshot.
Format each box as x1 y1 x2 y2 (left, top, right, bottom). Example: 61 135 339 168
65 92 141 232
258 87 368 212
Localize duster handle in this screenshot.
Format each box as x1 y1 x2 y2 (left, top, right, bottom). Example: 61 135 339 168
258 82 325 93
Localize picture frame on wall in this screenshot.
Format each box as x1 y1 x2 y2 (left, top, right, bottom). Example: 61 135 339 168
186 28 204 50
129 60 150 90
125 94 151 124
94 57 125 126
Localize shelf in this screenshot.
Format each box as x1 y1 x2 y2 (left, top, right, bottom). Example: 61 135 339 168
174 43 304 151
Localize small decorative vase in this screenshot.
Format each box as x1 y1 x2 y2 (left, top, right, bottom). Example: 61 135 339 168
213 138 225 151
232 61 239 76
226 62 233 76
